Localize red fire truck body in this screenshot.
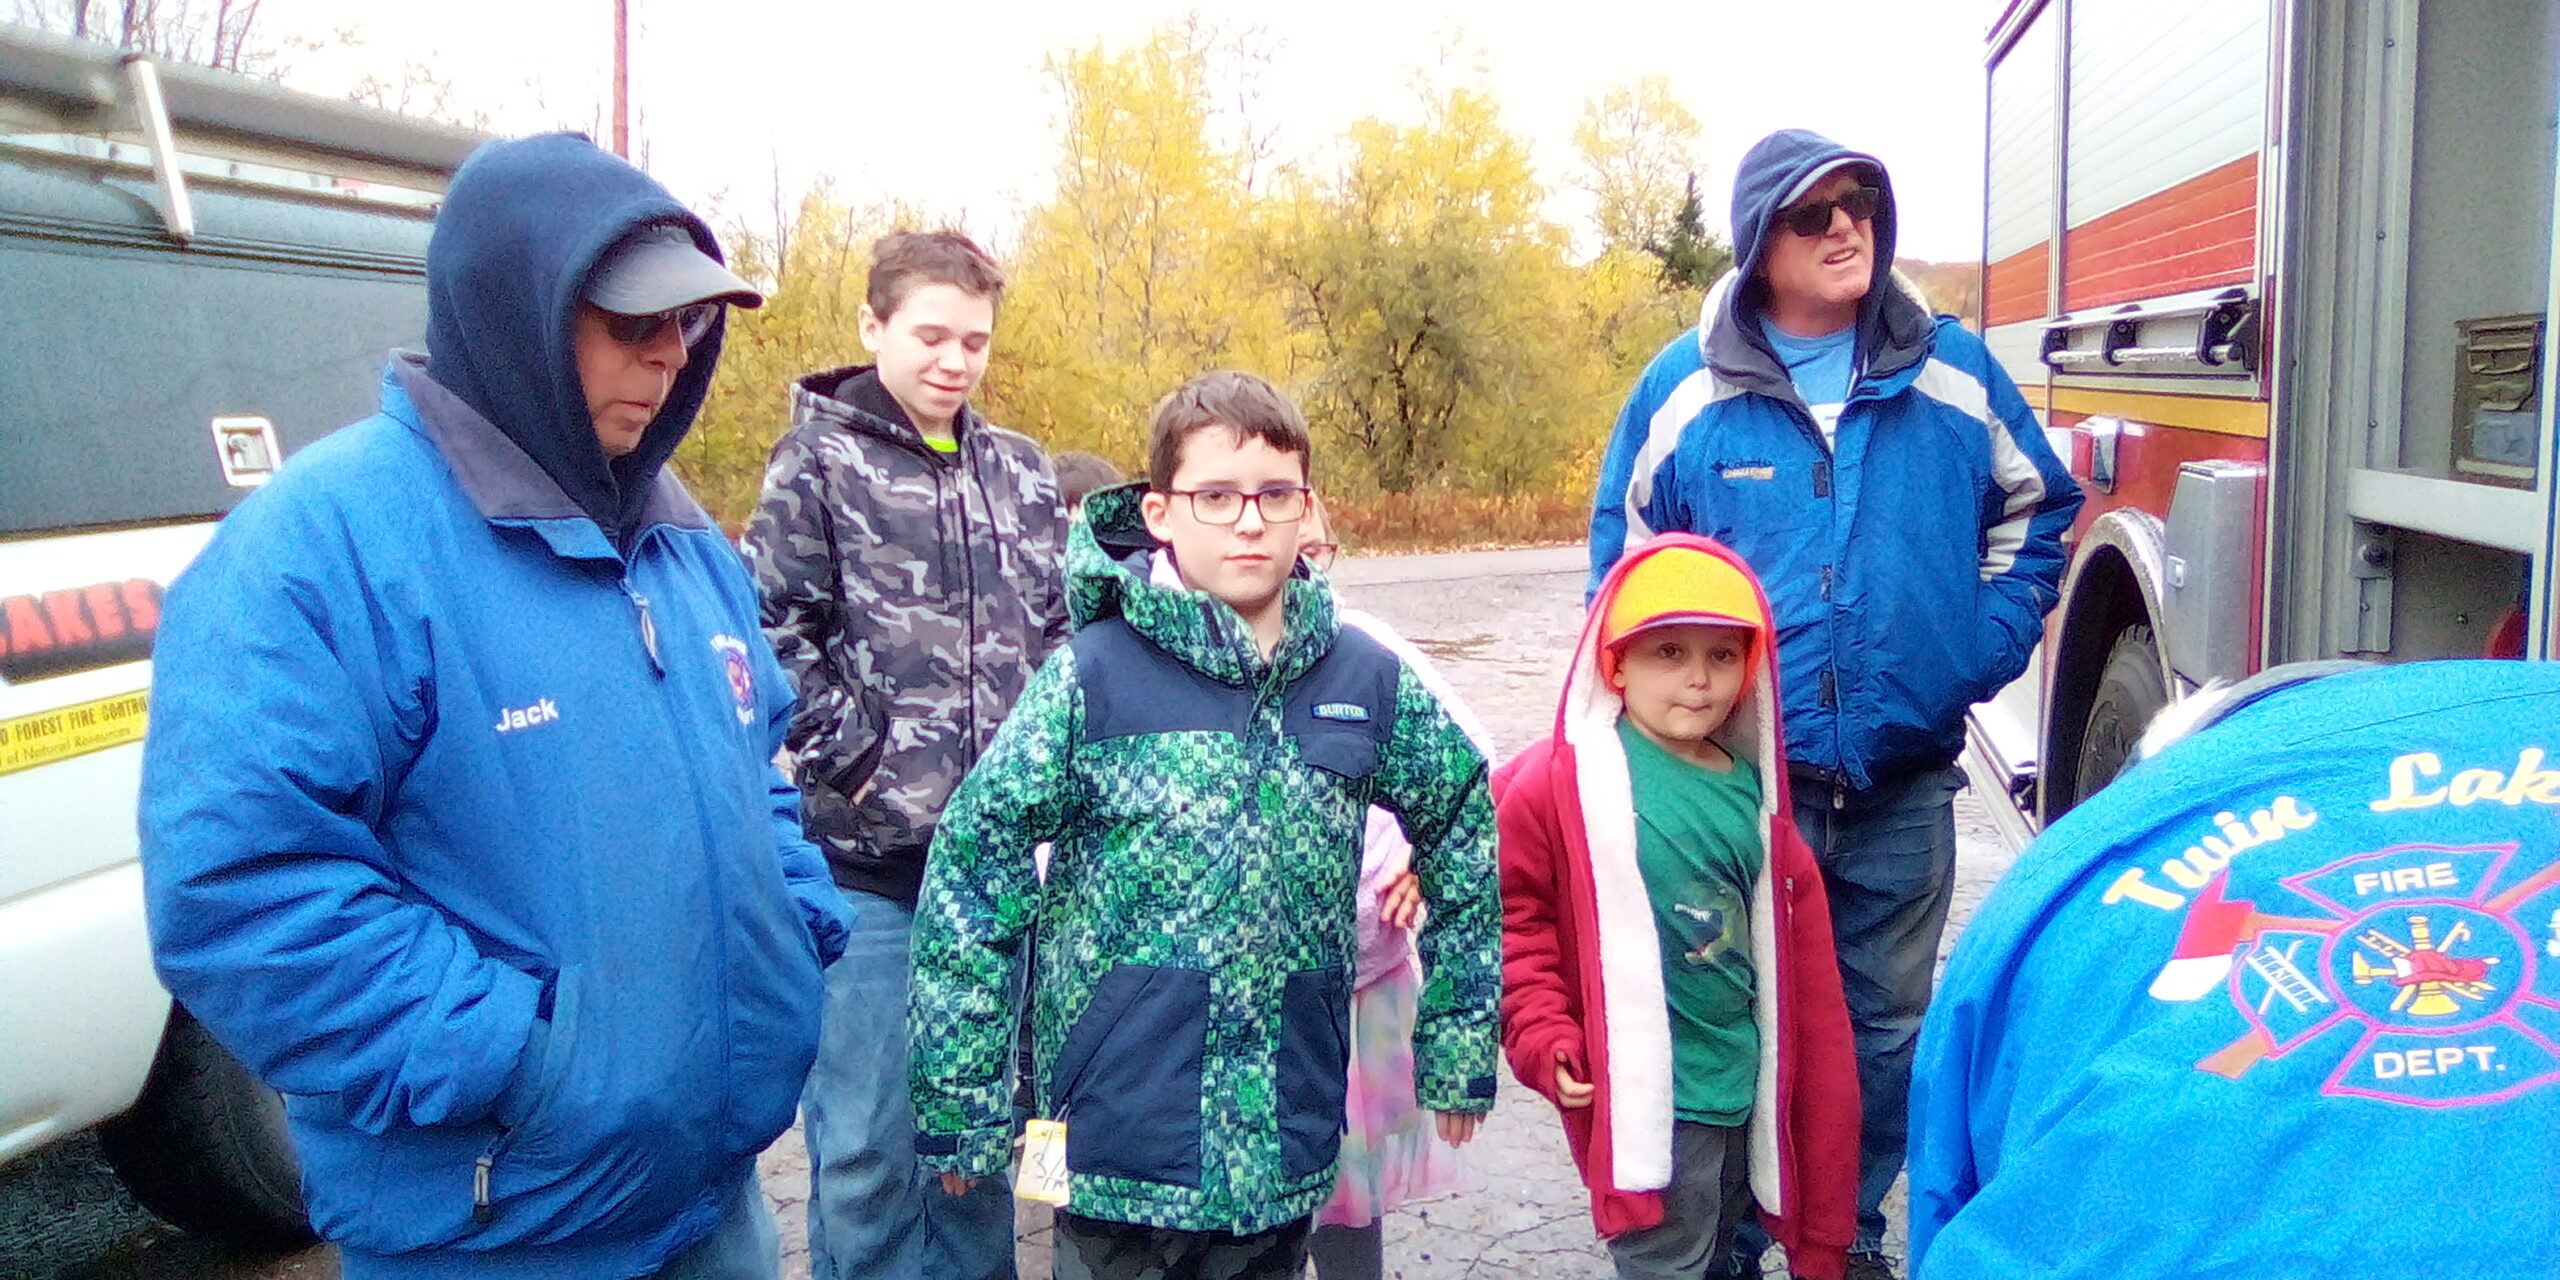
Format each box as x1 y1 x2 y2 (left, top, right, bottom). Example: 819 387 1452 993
1967 0 2560 841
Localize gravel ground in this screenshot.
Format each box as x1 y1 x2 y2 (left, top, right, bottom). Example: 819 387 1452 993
5 546 2016 1280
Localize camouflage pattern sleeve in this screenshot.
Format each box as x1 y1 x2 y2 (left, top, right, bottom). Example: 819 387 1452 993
1033 474 1070 659
1370 664 1501 1115
906 644 1081 1177
741 428 877 790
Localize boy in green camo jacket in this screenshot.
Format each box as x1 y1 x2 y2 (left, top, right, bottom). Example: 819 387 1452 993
908 371 1501 1279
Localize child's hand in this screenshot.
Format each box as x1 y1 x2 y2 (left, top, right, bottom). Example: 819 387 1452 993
1379 871 1424 930
1553 1050 1596 1109
1434 1110 1483 1147
938 1172 976 1196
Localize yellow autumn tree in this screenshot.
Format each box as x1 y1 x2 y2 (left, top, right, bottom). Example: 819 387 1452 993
1575 76 1704 259
1573 77 1718 381
1264 82 1606 500
674 185 926 526
977 20 1287 472
666 23 1722 550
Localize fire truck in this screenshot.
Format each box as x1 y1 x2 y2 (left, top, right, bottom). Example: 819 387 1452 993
1964 0 2560 843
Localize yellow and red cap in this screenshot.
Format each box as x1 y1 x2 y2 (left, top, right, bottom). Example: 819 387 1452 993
1599 544 1769 654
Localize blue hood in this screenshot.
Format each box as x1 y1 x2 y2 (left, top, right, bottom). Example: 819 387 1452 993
1708 128 1932 395
423 133 729 549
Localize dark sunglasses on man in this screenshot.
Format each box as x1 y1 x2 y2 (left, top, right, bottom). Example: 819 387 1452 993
1778 185 1883 239
599 300 722 348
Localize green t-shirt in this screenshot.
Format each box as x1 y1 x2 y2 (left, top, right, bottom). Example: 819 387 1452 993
924 434 960 454
1618 715 1764 1124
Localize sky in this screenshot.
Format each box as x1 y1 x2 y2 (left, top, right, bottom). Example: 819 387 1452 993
249 0 2002 262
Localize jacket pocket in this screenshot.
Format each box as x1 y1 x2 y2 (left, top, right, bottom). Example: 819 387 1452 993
845 715 967 853
1275 966 1352 1180
804 680 889 796
1050 963 1208 1187
1295 729 1380 780
500 964 582 1131
473 964 699 1246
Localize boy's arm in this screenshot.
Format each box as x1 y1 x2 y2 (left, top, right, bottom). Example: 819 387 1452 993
753 632 851 965
1494 749 1588 1105
1031 466 1072 657
742 431 881 791
1370 666 1501 1115
907 645 1080 1177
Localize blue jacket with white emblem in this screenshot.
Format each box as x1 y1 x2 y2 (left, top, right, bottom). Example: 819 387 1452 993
138 135 850 1280
1909 660 2560 1278
1588 128 2082 788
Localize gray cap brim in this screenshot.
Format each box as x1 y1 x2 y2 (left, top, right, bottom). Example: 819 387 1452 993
1779 155 1883 210
587 225 765 313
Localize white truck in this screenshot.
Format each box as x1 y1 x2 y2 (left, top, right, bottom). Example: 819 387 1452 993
0 24 482 1246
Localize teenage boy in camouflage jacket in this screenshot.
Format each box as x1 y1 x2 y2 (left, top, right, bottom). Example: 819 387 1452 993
910 373 1501 1279
744 230 1066 1280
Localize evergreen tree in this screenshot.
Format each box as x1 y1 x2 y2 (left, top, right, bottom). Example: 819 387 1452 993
1648 173 1732 293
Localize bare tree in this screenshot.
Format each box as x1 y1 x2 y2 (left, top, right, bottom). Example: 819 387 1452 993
13 0 298 76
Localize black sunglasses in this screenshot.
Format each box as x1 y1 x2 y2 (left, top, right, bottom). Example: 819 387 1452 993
599 301 721 347
1777 185 1883 238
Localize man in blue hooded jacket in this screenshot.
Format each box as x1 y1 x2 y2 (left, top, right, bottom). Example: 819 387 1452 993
1588 129 2082 1277
138 133 852 1280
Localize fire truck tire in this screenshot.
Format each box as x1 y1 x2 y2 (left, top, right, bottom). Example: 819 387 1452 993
97 1004 314 1251
2075 623 2169 805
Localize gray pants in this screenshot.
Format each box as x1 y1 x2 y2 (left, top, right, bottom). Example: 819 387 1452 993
1607 1121 1753 1280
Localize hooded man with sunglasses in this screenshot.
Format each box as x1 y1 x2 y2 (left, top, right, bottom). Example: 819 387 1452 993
138 133 852 1280
1586 129 2082 1279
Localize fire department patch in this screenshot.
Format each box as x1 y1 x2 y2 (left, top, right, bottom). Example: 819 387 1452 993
711 633 755 725
2164 843 2560 1107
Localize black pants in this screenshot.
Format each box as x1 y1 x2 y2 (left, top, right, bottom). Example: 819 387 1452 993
1054 1213 1312 1280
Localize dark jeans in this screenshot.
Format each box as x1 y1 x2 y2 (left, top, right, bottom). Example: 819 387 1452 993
801 889 1018 1280
1054 1214 1311 1280
1791 763 1963 1255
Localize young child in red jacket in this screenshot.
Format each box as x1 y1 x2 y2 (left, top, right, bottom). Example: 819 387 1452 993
1495 533 1861 1280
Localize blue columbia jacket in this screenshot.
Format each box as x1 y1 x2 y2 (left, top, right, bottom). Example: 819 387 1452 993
138 135 850 1279
1910 661 2560 1278
1589 129 2081 787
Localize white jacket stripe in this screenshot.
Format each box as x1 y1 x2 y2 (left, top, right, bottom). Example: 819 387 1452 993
1911 357 2045 580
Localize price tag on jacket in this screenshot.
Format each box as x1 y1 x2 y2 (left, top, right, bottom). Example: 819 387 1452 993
1015 1119 1070 1206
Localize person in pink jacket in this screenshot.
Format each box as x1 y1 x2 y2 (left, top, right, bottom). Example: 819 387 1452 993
1298 498 1492 1280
